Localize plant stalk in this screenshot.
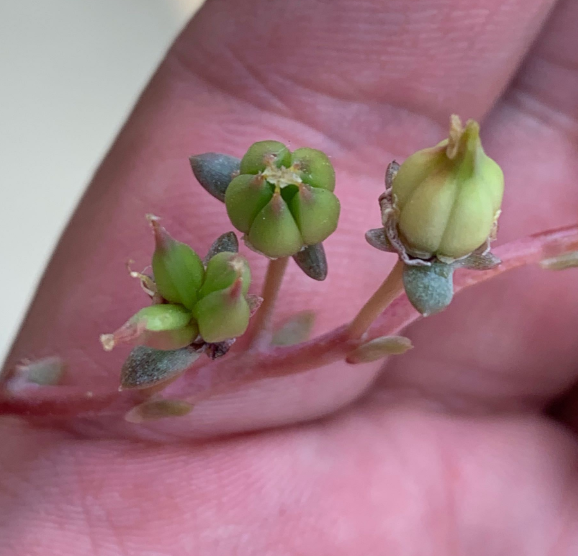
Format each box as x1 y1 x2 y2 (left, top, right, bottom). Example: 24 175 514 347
3 223 578 419
347 259 405 339
247 256 289 348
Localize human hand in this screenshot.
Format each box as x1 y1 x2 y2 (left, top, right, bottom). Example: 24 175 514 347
2 0 578 553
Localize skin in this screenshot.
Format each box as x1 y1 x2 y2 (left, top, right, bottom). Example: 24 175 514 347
2 0 578 553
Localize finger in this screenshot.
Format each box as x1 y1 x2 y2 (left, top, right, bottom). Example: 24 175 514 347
3 0 563 438
183 0 558 146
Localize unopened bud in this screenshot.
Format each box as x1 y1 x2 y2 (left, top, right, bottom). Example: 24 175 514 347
198 252 251 298
289 184 340 245
193 278 251 343
100 304 198 352
148 216 204 310
224 141 340 259
392 115 504 261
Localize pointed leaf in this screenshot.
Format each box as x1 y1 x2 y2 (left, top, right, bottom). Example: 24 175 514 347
456 251 501 270
346 336 412 364
190 153 241 202
120 346 201 390
540 251 578 271
204 232 239 263
292 243 328 281
365 228 396 252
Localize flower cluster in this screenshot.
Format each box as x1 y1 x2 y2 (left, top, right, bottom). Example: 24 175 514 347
225 140 341 258
100 218 253 353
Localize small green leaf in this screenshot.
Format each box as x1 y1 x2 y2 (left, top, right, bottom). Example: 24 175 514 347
346 336 412 364
272 311 315 346
125 399 194 423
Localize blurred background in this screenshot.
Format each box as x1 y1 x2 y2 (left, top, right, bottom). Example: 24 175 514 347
0 0 205 362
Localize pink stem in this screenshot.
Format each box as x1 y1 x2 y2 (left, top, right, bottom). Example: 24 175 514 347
2 224 578 419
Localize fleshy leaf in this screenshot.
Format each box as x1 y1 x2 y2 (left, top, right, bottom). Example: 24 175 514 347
292 243 328 281
402 261 455 316
456 251 501 270
120 346 201 390
11 356 67 387
204 232 239 264
365 228 396 253
272 311 316 346
190 153 241 202
125 399 194 423
540 251 578 271
346 336 413 364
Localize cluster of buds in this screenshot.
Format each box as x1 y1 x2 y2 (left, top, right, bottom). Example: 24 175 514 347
225 140 341 258
100 217 257 359
367 115 505 315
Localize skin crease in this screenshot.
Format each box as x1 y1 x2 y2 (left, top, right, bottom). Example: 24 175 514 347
2 0 578 553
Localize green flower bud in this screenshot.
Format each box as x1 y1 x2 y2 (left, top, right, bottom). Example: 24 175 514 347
392 115 504 260
291 148 336 191
239 140 291 174
247 191 303 258
149 216 205 309
100 304 198 352
225 141 340 259
289 185 340 245
198 252 251 298
225 174 273 233
193 278 251 343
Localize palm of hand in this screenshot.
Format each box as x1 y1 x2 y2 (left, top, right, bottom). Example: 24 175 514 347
3 0 578 553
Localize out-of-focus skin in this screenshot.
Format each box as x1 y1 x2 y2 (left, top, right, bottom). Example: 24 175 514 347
2 0 578 553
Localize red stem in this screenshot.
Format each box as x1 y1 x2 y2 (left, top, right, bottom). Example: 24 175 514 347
2 223 578 419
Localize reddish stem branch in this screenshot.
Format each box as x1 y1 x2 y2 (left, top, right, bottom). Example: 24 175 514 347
3 224 578 419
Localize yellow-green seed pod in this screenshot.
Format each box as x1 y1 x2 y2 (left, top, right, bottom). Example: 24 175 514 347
100 304 198 352
247 192 303 257
290 185 341 245
150 218 205 309
193 279 251 343
291 148 336 191
225 174 273 234
239 140 291 174
198 252 251 298
392 116 504 260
